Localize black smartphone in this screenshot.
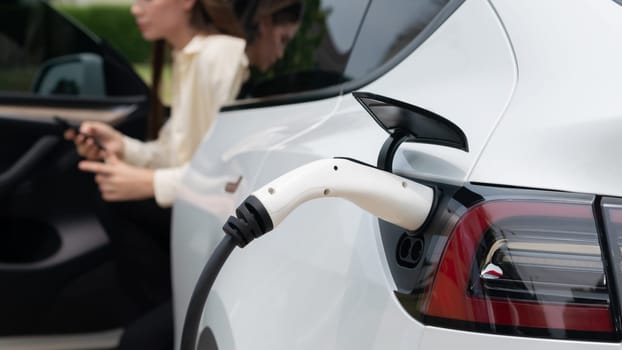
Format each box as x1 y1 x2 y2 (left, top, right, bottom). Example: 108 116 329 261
53 115 80 134
53 116 106 151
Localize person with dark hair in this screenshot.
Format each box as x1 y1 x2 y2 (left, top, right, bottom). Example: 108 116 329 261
69 0 303 209
63 0 302 348
244 0 304 71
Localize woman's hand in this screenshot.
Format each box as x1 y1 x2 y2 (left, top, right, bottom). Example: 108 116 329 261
78 153 155 202
64 121 124 161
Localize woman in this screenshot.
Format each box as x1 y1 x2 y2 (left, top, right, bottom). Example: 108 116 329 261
64 0 302 348
71 0 302 206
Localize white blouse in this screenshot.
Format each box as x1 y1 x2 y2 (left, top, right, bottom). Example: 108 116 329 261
122 34 249 207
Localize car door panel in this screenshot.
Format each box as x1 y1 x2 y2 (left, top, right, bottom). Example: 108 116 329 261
0 0 148 337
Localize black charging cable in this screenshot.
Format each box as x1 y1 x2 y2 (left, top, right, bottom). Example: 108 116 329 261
179 235 235 350
180 196 273 350
179 157 435 350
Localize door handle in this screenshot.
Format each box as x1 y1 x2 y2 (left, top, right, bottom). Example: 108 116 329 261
225 176 243 194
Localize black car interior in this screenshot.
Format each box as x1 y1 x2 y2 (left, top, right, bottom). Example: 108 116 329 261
0 0 148 336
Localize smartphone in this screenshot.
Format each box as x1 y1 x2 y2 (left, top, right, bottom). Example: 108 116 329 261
53 115 80 134
53 116 106 151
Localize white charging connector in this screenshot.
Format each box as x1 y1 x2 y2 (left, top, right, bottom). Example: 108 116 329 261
182 157 436 350
253 158 434 231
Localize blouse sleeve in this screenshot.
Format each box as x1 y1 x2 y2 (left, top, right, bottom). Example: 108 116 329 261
122 120 173 168
151 37 248 207
153 165 186 207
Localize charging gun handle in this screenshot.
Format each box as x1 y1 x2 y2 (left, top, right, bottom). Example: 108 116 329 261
252 158 433 231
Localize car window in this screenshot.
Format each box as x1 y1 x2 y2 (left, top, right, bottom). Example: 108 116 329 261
230 0 460 108
344 0 453 85
239 0 370 99
0 0 145 98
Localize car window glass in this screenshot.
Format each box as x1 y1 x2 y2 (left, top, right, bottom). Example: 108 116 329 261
344 0 450 81
0 0 145 98
239 0 370 99
0 1 41 93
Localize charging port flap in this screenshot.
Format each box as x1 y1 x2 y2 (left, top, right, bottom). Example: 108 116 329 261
353 92 468 171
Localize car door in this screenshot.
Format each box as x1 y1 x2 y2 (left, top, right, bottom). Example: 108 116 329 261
171 0 372 346
170 0 513 348
0 1 148 347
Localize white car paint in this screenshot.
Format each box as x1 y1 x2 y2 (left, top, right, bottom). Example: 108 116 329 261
470 0 622 196
172 0 622 349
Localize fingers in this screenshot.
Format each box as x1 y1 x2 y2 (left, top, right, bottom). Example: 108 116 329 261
79 121 99 136
77 121 121 157
86 159 152 202
95 181 118 201
84 161 119 201
104 151 119 163
63 129 77 140
92 166 118 201
83 161 110 201
74 134 104 160
80 121 113 139
101 190 124 202
75 125 125 201
78 144 100 160
78 160 112 175
79 151 122 177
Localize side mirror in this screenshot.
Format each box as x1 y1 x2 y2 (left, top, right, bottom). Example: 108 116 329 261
32 53 106 97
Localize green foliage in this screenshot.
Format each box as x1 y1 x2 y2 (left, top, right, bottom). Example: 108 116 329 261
53 3 151 63
53 0 329 91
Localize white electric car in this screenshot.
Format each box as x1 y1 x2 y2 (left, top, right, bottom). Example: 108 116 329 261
172 0 622 350
1 0 622 349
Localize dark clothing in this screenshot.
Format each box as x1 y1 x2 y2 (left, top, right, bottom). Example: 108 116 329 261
94 197 174 350
95 197 172 312
118 301 174 350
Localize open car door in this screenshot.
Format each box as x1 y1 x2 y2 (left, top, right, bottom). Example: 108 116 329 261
0 1 148 348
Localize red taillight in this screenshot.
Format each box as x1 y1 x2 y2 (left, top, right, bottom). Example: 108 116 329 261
421 200 615 337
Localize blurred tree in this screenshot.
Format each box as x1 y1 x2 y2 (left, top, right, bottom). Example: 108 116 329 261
54 3 151 63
